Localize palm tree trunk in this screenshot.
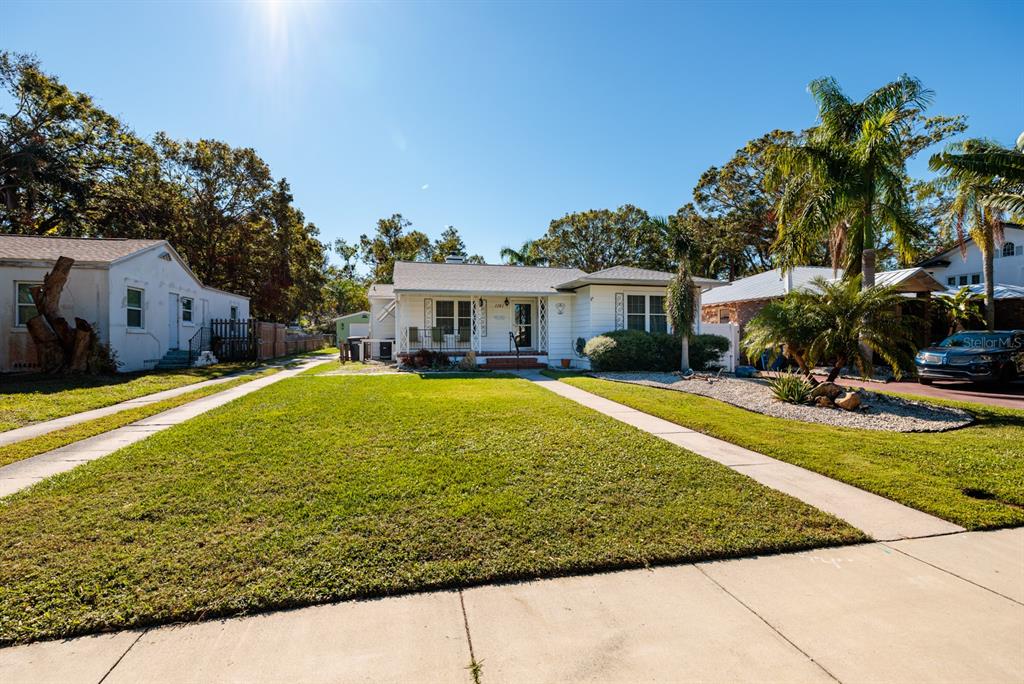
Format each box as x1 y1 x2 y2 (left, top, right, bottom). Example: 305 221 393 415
982 231 996 332
680 333 689 371
861 248 876 289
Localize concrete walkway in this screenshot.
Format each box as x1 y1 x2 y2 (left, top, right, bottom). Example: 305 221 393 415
0 356 329 448
0 356 333 498
524 372 965 541
2 527 1020 683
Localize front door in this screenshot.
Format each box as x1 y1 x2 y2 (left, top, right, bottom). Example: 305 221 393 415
512 301 533 349
168 293 179 349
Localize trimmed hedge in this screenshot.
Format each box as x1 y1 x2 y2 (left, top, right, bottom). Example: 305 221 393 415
584 329 729 372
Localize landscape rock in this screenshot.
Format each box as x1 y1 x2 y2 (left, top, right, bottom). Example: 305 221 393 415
810 382 844 400
835 392 862 411
814 395 835 408
590 372 973 433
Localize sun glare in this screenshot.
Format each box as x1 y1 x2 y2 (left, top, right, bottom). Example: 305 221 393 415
246 0 320 80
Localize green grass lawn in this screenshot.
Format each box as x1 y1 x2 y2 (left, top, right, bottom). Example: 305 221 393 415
561 377 1024 529
0 369 278 469
0 374 861 644
298 360 373 375
0 361 263 433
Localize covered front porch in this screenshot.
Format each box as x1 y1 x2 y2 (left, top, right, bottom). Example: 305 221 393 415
396 294 550 357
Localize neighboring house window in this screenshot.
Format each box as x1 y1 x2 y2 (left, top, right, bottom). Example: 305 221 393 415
627 295 646 331
627 294 668 333
649 295 667 333
127 287 144 328
1004 242 1016 257
971 274 981 284
958 275 968 286
16 282 41 326
946 276 956 287
181 297 193 323
229 305 238 321
719 311 731 324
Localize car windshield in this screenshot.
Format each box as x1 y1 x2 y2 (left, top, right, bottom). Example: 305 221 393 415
938 332 1014 350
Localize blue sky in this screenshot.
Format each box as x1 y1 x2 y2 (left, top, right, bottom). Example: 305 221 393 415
6 1 1023 268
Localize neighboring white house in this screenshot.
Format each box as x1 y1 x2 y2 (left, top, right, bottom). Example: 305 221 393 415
0 235 250 373
366 257 725 369
919 225 1024 288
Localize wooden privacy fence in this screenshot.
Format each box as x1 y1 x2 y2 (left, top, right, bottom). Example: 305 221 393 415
210 319 327 362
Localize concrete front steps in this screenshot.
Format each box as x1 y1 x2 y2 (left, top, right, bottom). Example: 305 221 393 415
155 349 191 370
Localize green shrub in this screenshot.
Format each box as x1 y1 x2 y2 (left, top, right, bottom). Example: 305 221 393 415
584 330 659 371
585 330 730 372
767 372 812 404
683 334 730 371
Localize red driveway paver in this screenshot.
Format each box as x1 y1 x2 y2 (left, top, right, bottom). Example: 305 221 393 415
813 375 1024 410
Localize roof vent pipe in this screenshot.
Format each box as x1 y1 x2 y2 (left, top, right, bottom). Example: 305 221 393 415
444 255 466 264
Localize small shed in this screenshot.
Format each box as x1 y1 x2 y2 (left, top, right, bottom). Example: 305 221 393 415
334 311 370 343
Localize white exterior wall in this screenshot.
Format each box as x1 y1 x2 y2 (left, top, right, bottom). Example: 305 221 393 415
923 227 1024 288
0 264 109 372
368 297 395 339
107 248 249 372
546 294 574 362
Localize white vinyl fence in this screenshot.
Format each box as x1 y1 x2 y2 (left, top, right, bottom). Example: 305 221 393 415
699 321 740 372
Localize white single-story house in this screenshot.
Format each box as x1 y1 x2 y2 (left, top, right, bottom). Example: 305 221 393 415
0 235 250 373
919 225 1024 289
367 256 725 369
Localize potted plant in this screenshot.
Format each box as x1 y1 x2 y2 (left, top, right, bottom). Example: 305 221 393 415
560 358 571 369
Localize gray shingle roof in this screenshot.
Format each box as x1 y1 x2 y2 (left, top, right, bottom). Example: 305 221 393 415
392 261 586 295
556 265 722 289
701 267 837 305
0 234 164 264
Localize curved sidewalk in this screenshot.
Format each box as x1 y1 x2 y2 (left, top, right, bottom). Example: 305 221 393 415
523 372 964 541
0 356 333 498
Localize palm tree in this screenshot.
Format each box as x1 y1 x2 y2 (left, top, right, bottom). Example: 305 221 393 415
799 276 917 382
771 76 931 288
934 286 983 336
930 136 1024 215
666 227 696 371
500 240 546 266
930 137 1024 331
741 295 819 382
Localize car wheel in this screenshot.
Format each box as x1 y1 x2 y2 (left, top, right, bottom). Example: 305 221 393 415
918 378 933 385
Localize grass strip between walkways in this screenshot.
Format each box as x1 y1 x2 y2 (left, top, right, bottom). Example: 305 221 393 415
560 376 1024 530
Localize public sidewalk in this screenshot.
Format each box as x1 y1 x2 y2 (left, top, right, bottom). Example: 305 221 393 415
524 372 964 541
2 528 1020 683
0 355 333 498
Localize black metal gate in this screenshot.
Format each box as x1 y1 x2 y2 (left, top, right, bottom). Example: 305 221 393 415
211 318 257 361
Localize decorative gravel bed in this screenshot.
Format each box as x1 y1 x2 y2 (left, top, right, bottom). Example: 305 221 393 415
591 372 973 432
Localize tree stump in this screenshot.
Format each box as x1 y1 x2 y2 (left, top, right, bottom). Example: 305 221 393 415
25 256 102 373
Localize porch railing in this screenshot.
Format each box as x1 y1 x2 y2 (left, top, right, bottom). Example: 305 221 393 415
404 326 472 353
187 325 212 367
